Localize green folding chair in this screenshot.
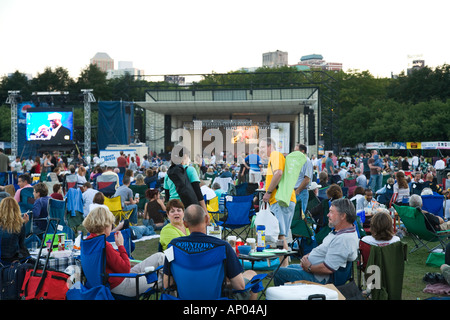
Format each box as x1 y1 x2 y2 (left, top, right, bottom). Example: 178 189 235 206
394 204 450 253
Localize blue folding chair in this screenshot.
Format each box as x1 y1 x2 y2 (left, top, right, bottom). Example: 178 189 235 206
328 260 354 286
47 198 75 240
422 194 445 218
162 242 266 300
215 194 255 240
19 187 34 214
67 234 161 300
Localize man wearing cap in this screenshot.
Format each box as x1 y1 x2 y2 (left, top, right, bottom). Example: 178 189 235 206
39 112 71 143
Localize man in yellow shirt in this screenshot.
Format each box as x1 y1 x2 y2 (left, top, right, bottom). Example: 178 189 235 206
260 137 296 267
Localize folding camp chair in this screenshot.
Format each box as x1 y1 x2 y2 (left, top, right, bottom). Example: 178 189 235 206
129 184 148 212
215 194 256 240
161 242 266 300
329 260 355 287
309 198 332 245
67 234 161 300
19 187 34 214
360 240 407 300
104 196 133 226
213 177 233 193
290 199 317 257
394 204 450 253
422 194 445 218
96 174 118 197
64 174 78 192
318 186 329 201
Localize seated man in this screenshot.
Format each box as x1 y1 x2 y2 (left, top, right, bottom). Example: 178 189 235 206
80 182 99 217
32 182 51 236
409 194 450 231
14 173 33 203
422 173 449 196
113 175 138 224
274 198 359 286
356 188 379 212
163 204 258 300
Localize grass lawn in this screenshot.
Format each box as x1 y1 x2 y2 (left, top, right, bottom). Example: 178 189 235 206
130 225 447 300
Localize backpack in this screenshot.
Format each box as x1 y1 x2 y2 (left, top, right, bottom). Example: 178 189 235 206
167 164 199 207
275 151 307 207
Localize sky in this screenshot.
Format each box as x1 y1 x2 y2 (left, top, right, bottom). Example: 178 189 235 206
0 0 449 80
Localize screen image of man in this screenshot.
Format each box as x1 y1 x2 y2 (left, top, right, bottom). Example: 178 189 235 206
37 112 71 143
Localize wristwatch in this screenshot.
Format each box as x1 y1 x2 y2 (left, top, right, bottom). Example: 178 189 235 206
267 190 272 194
307 264 312 273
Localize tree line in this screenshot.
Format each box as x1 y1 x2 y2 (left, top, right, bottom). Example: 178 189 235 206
1 63 449 148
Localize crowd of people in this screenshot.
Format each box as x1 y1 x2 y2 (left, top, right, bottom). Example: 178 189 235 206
1 143 450 299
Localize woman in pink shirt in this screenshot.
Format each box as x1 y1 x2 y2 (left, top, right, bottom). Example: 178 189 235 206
83 207 164 297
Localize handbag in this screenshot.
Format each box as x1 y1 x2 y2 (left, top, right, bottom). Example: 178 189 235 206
0 260 33 300
21 267 70 300
253 203 280 243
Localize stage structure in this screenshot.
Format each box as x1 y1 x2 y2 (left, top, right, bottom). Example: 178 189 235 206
6 91 20 157
82 89 96 157
136 70 340 157
6 90 95 157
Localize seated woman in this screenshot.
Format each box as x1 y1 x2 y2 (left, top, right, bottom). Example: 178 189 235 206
0 197 30 264
82 206 165 297
361 209 400 247
88 192 110 213
143 188 166 230
393 171 410 205
50 183 64 201
159 199 190 251
76 166 87 188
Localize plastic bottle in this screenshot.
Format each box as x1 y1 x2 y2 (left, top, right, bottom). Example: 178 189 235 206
256 225 266 252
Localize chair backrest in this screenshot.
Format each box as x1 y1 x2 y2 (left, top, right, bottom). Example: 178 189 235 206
330 260 353 286
104 196 123 212
394 205 437 241
410 182 424 195
359 240 372 271
19 187 35 213
213 177 232 193
47 198 74 240
421 194 445 218
224 194 254 226
129 184 149 210
207 196 219 213
365 241 407 300
318 187 329 200
81 235 107 289
167 243 227 300
65 174 78 190
105 229 134 258
97 175 118 196
344 178 356 188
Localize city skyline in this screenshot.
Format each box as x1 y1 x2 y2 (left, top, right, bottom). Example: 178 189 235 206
0 0 449 80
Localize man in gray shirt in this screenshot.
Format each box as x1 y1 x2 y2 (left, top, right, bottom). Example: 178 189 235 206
274 198 359 285
113 175 138 224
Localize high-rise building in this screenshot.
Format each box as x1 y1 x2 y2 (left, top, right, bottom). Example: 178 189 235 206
90 52 114 72
262 50 288 68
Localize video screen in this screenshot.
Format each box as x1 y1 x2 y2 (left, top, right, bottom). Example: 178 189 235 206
26 108 74 145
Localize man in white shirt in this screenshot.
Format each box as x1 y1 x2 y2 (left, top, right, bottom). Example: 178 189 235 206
80 182 98 217
435 157 446 170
